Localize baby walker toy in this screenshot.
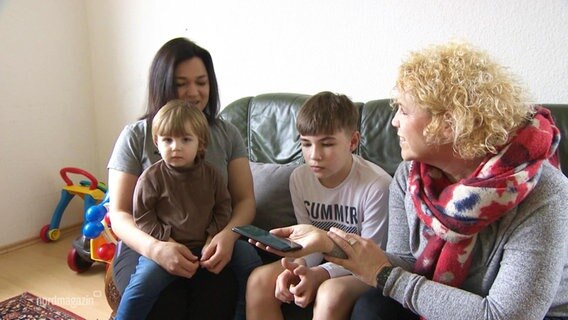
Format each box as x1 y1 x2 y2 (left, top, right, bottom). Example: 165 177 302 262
79 192 118 271
40 167 118 272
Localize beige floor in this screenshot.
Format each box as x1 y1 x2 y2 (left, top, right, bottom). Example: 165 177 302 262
0 229 112 320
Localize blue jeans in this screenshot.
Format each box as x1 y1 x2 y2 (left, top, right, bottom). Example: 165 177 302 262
112 239 261 320
115 256 179 320
229 239 263 320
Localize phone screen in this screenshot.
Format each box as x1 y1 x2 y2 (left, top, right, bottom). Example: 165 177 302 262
232 225 302 252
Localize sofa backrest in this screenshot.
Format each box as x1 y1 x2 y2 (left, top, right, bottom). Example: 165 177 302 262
219 93 403 176
545 104 568 177
220 93 568 177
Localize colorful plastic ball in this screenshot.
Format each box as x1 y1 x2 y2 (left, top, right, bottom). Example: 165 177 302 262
97 243 116 261
86 205 107 222
83 221 104 239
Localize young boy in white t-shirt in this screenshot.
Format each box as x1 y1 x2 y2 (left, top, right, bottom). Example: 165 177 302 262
246 91 391 320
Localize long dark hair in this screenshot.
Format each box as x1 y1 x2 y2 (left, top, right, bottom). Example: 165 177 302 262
140 37 220 123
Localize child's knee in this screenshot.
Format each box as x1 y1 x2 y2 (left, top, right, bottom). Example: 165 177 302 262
316 279 350 306
247 267 264 290
247 264 279 301
316 284 337 306
247 266 270 293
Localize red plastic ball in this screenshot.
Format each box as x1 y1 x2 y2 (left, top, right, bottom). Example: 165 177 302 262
97 243 116 261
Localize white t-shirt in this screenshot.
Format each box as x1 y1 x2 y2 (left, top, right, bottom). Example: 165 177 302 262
289 155 391 278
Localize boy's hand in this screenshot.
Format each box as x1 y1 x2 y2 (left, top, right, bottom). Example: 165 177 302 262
289 265 329 308
200 229 236 273
275 258 308 303
251 224 332 258
275 260 300 304
151 239 199 278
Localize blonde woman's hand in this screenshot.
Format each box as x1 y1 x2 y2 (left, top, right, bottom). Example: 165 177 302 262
324 227 391 287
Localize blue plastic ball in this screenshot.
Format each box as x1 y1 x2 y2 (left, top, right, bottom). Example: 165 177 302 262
83 221 104 239
86 205 107 222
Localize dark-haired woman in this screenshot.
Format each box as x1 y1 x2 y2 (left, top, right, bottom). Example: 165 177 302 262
108 37 261 320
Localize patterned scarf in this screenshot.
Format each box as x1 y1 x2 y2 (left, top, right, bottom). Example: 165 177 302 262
411 106 560 288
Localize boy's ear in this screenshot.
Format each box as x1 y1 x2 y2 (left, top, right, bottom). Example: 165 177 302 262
349 131 360 152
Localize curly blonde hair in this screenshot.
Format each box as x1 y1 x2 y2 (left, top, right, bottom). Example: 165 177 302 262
395 41 534 159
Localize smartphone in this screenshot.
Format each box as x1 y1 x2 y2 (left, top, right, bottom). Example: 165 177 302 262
232 225 302 252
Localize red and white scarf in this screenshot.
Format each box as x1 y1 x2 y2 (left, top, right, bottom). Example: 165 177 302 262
411 106 560 288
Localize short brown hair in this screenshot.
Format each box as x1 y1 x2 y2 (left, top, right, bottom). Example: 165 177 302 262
152 100 209 160
296 91 359 136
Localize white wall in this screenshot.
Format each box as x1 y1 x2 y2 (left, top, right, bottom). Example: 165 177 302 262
1 0 567 246
0 0 96 246
88 0 568 184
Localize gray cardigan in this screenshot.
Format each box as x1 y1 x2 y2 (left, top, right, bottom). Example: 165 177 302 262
385 161 568 319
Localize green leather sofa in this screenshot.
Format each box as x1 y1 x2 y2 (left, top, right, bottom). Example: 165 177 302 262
219 92 568 319
105 93 567 320
220 93 402 174
220 92 568 178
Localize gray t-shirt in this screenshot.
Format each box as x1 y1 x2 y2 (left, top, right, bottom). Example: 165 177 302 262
107 118 247 184
385 161 568 319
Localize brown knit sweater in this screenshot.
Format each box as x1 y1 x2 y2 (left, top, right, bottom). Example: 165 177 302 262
133 159 231 248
